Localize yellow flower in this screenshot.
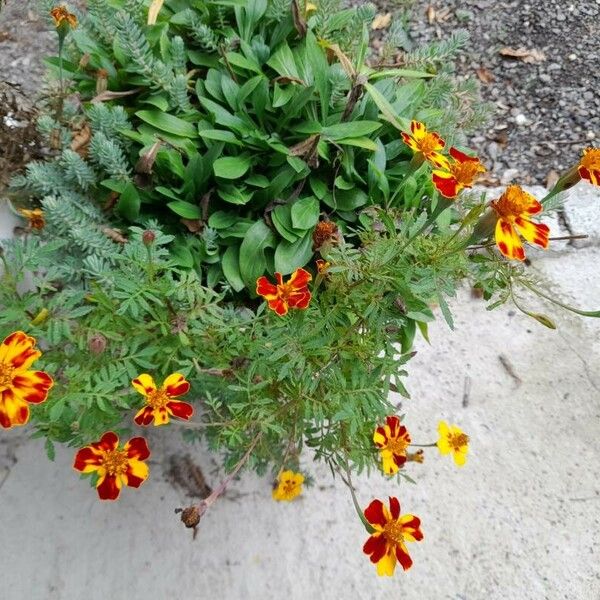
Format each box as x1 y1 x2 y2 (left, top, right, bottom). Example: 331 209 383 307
272 470 304 501
19 208 45 230
437 421 469 466
50 5 77 29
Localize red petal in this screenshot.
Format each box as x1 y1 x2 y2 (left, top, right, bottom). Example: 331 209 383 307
256 276 278 298
374 425 388 447
364 499 387 527
97 474 120 501
287 289 311 309
163 375 190 398
134 406 155 426
432 172 460 198
11 370 53 404
403 516 424 541
287 268 312 290
386 415 400 436
0 388 29 429
98 431 119 451
269 298 289 316
73 446 104 471
449 147 478 163
395 544 413 571
167 400 194 420
363 534 387 563
125 436 150 461
389 496 401 520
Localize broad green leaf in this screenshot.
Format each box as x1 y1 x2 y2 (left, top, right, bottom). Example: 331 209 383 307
335 137 378 151
239 220 277 289
364 82 409 132
225 51 262 74
135 110 198 138
208 211 238 229
274 232 313 275
322 188 368 211
167 201 202 219
267 42 301 79
321 121 382 139
116 183 140 221
199 129 243 146
222 246 245 292
213 156 252 179
217 185 254 205
272 205 301 243
291 196 320 229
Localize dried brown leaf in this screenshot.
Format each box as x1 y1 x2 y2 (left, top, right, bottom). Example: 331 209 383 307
476 67 494 84
371 13 392 30
499 47 546 64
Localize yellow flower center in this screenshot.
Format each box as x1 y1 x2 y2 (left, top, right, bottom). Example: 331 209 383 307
447 432 469 451
492 185 532 217
101 448 129 476
281 480 298 496
277 282 294 301
383 520 406 545
450 160 482 185
0 363 15 391
416 133 441 156
147 389 170 409
387 435 409 456
581 148 600 170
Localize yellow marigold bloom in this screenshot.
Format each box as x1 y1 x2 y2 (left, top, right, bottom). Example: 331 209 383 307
132 373 193 426
73 432 150 500
19 208 45 230
272 470 304 501
50 5 77 29
437 420 469 466
0 331 53 429
363 496 423 575
401 120 449 169
432 147 486 198
373 416 411 475
490 185 550 261
578 147 600 187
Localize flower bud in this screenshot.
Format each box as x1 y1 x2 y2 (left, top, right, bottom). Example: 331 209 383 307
95 69 108 95
179 505 201 529
312 220 340 251
88 333 107 356
142 230 156 246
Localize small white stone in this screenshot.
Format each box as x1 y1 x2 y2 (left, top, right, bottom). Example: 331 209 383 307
514 114 528 125
568 53 578 61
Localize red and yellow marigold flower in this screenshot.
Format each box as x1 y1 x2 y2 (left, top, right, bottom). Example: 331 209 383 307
578 147 600 187
490 185 550 261
272 470 304 501
363 496 423 576
50 5 77 28
0 331 53 429
437 420 469 466
401 120 449 169
73 431 150 500
256 268 312 316
132 373 193 426
432 147 486 198
373 416 411 475
19 208 45 230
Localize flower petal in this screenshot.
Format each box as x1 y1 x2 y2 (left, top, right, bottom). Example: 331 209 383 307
73 446 104 473
513 217 549 249
364 499 388 528
167 400 194 420
268 298 289 316
432 170 460 198
124 436 150 461
449 147 478 163
0 388 29 429
286 289 311 309
495 218 525 261
131 374 157 397
400 514 423 541
11 370 53 404
363 533 387 563
124 459 149 489
395 542 413 571
97 473 121 501
0 331 41 370
579 165 600 186
163 373 190 397
376 548 397 576
389 496 401 520
256 276 278 300
97 431 119 452
287 268 312 290
133 406 155 426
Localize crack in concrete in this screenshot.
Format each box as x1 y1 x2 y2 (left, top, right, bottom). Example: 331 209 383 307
558 332 600 396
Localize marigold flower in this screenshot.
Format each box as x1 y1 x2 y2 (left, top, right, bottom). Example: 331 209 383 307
19 208 45 230
401 120 449 169
132 373 193 426
373 416 411 475
272 470 304 501
432 147 486 198
73 431 150 500
0 331 53 429
437 420 469 466
50 5 77 29
256 268 312 316
578 147 600 187
312 220 339 250
363 496 423 576
490 185 550 261
315 259 330 274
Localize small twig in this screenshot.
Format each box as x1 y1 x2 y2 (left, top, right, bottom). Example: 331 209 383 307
498 353 522 386
462 375 471 408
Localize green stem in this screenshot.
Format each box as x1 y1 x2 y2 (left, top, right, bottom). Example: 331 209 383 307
520 280 600 318
341 457 375 534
